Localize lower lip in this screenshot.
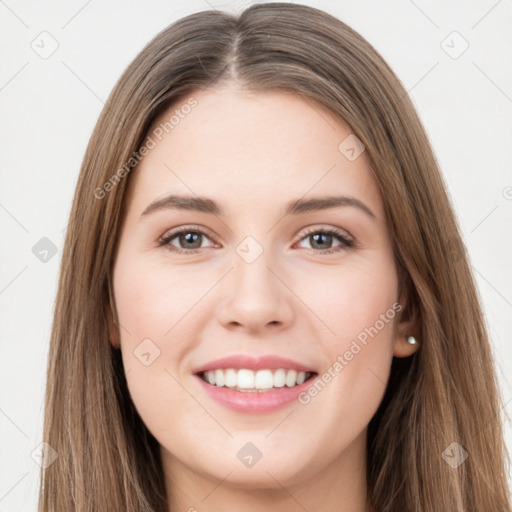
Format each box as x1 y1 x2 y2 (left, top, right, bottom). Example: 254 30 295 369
193 374 317 414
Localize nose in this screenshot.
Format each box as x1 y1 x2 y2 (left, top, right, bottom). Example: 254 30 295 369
216 245 295 333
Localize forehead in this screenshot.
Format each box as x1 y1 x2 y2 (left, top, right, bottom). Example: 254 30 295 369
125 85 383 219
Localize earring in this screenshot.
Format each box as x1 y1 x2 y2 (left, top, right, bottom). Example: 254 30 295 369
406 335 418 345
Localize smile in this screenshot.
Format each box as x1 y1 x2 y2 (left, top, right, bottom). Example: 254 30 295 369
198 368 316 392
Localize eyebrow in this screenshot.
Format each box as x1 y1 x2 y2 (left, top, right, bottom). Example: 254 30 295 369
140 194 376 220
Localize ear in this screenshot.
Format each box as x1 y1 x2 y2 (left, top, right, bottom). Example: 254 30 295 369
393 284 420 358
106 276 121 349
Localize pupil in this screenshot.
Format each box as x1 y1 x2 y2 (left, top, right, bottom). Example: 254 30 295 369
181 232 201 248
311 233 331 249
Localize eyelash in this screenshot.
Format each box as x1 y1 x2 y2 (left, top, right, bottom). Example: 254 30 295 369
158 225 355 255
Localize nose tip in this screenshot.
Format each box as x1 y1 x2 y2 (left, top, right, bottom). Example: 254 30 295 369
216 250 294 332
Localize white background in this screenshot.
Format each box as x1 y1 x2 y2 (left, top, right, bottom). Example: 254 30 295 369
1 0 511 510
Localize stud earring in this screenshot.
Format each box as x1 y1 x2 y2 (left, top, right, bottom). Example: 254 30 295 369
406 335 418 345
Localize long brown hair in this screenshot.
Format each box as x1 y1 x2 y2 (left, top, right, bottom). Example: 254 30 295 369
38 3 511 511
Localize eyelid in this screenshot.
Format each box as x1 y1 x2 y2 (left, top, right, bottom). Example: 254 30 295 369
158 223 355 254
293 225 355 253
158 224 216 246
297 224 353 243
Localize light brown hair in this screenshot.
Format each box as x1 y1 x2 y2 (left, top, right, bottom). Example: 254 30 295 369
39 3 510 511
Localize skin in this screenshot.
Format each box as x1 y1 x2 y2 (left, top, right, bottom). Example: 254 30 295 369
108 81 419 512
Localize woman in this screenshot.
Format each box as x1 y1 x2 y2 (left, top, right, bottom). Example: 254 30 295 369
38 3 511 511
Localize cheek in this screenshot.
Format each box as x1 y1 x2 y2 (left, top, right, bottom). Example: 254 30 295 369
296 257 398 424
114 268 201 446
297 256 398 351
112 248 228 433
113 250 207 347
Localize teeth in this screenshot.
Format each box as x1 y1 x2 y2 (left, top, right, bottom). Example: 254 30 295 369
214 369 225 387
225 368 237 387
285 369 297 387
254 369 273 389
274 368 286 387
201 368 312 391
237 369 255 389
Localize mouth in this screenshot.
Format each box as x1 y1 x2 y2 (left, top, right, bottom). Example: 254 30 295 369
191 354 319 413
196 368 318 393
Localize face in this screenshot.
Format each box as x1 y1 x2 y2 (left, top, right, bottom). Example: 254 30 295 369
109 82 417 497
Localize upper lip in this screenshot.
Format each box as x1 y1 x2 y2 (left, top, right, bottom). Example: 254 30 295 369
192 355 317 374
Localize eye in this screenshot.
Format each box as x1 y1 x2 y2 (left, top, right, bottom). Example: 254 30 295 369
294 226 355 255
158 225 355 255
158 225 217 254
